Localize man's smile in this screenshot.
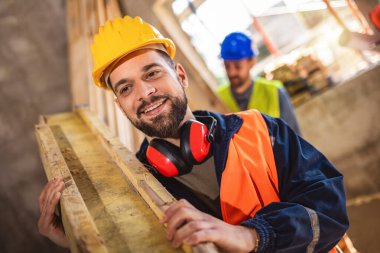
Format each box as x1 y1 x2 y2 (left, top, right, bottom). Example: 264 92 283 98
138 98 168 118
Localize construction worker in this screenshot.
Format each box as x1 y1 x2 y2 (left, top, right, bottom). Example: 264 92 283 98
218 32 301 135
37 16 348 252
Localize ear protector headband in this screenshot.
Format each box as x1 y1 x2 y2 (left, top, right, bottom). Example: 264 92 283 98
146 116 217 177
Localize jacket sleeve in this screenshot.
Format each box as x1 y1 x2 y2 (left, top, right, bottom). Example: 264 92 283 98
241 114 349 253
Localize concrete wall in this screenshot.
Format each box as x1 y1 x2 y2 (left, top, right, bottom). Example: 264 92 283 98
296 65 380 199
296 65 380 252
0 1 69 252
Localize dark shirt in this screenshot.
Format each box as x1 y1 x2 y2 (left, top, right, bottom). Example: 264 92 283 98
231 81 254 111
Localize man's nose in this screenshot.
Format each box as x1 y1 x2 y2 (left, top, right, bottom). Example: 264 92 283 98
226 66 237 76
137 82 156 101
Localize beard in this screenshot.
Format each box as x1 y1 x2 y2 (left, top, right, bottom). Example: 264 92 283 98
128 92 188 139
228 76 244 88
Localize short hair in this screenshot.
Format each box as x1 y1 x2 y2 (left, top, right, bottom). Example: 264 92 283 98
154 49 175 69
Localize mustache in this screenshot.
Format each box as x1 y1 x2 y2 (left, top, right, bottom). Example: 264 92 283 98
229 76 240 80
137 95 169 118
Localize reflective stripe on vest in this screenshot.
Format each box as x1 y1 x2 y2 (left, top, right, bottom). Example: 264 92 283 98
219 109 338 253
216 78 283 117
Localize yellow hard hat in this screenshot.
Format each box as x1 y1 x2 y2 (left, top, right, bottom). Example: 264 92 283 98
91 16 176 89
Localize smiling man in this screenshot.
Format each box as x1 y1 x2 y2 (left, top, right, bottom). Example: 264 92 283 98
109 48 190 140
37 16 348 253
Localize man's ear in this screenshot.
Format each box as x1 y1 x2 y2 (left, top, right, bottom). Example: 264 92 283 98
175 63 189 88
249 57 257 69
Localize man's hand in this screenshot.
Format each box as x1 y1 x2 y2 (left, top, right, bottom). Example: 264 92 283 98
37 178 69 248
162 199 259 253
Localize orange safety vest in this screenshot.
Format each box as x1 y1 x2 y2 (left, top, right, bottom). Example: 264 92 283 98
219 109 338 253
220 109 279 223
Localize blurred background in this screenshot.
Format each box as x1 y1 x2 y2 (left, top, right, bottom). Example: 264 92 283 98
0 0 379 252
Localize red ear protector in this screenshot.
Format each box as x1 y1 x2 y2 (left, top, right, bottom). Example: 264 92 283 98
146 116 217 177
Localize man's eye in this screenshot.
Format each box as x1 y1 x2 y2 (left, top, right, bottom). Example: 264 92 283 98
119 86 130 95
146 70 161 79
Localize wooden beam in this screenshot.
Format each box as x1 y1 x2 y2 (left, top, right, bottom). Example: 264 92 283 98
96 0 107 26
177 0 206 23
78 109 176 220
35 121 108 253
322 0 348 30
252 17 280 56
106 0 122 20
78 109 219 253
67 0 90 109
105 92 118 136
36 111 182 252
345 0 373 35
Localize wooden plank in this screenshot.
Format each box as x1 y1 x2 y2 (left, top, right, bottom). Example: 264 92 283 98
35 122 108 253
176 0 205 23
84 0 97 37
36 111 183 252
95 88 107 124
89 80 98 113
115 106 133 151
78 108 219 253
67 0 90 109
105 91 118 136
106 0 122 20
114 104 142 152
96 0 107 26
131 124 145 154
78 108 176 220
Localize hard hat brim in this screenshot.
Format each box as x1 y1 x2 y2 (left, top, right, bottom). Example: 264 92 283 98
93 39 175 89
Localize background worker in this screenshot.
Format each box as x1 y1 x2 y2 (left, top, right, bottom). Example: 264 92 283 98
217 32 301 135
38 16 348 252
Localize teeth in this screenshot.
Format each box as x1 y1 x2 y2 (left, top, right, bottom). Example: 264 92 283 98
143 101 163 113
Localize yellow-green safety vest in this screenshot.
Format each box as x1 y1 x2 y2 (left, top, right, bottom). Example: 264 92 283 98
217 78 283 118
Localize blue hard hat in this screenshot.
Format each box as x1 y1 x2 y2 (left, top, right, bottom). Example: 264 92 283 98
220 32 255 60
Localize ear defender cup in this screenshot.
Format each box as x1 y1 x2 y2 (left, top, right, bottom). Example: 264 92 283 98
180 119 212 165
146 139 192 177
